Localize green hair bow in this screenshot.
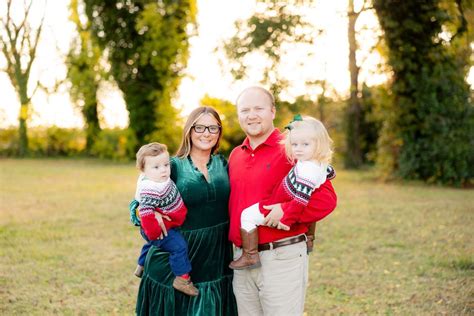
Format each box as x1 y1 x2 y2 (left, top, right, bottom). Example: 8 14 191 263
284 114 303 131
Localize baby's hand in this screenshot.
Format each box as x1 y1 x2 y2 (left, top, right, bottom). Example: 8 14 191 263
154 213 171 238
161 214 171 222
276 221 290 231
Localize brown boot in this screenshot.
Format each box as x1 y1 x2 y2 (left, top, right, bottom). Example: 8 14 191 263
229 228 261 270
306 222 316 253
173 276 199 296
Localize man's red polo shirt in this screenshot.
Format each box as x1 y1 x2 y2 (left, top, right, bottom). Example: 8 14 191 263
228 128 337 247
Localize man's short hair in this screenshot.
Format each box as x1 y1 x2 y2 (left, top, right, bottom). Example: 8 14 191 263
235 86 275 107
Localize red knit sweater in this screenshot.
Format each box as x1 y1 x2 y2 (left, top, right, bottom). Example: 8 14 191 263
137 178 187 240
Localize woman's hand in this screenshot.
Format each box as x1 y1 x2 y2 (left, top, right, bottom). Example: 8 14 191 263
262 203 284 228
154 213 171 239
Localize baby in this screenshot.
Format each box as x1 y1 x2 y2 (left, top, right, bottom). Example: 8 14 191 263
133 142 198 296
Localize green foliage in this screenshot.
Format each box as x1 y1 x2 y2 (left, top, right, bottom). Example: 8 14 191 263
146 100 182 155
198 93 346 161
222 0 314 93
66 0 102 152
220 0 355 166
84 0 197 146
28 127 86 156
357 84 384 164
0 128 18 156
0 127 86 157
364 84 401 179
90 128 137 161
0 127 140 160
374 0 474 185
199 95 246 157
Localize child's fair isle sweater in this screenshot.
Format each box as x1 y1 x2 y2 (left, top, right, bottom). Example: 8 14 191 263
259 160 328 227
135 175 187 240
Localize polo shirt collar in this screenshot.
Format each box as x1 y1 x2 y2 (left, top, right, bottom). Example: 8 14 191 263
241 128 282 150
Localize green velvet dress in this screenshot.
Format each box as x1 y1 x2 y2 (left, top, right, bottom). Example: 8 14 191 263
136 154 237 316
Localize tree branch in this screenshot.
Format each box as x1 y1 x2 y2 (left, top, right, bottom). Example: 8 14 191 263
25 8 45 80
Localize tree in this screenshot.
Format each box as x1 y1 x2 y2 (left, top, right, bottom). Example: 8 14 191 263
84 0 197 149
345 0 388 169
345 0 365 168
67 0 102 152
221 0 315 101
0 0 46 156
221 0 384 166
374 0 473 185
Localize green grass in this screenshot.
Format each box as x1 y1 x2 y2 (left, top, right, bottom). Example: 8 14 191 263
1 159 473 315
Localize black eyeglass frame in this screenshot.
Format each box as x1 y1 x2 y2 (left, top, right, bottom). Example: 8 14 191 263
192 124 221 134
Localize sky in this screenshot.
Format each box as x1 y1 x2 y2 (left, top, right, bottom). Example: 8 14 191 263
0 0 472 129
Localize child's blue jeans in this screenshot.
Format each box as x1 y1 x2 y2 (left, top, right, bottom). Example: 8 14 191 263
138 228 192 277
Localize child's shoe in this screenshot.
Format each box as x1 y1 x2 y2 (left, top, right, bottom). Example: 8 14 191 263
173 276 199 296
134 265 144 278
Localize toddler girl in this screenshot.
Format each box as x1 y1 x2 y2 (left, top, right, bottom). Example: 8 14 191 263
229 115 333 270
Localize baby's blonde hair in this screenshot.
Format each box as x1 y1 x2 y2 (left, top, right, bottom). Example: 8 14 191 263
284 116 333 164
136 142 168 171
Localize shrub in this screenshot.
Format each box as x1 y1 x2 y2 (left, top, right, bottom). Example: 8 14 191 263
0 127 86 157
90 128 137 161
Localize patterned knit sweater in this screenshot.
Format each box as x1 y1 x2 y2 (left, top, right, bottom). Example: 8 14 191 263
259 160 328 227
135 175 187 240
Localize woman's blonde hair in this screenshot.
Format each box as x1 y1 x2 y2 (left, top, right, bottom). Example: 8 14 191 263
284 116 333 164
136 142 168 171
175 106 223 158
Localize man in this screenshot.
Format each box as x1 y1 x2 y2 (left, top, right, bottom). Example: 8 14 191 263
228 86 337 316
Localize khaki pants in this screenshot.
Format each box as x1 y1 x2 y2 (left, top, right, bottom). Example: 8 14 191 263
232 238 309 316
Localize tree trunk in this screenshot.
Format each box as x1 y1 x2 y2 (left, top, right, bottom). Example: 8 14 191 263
18 80 30 156
18 105 28 157
83 100 101 152
345 0 363 168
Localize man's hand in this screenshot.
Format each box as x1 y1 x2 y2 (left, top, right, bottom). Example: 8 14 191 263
155 213 171 240
276 221 290 231
262 203 284 228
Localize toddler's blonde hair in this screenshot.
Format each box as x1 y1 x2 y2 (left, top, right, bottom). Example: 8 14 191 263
284 116 333 164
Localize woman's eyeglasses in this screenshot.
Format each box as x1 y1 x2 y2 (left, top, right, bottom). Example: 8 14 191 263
192 124 221 134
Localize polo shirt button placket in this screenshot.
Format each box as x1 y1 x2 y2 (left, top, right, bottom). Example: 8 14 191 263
246 151 255 169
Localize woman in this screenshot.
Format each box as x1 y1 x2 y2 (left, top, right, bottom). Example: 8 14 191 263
135 107 237 315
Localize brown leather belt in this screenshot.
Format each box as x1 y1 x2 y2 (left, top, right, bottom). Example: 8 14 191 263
258 234 306 251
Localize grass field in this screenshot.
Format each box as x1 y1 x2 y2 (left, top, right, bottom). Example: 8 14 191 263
0 158 472 315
